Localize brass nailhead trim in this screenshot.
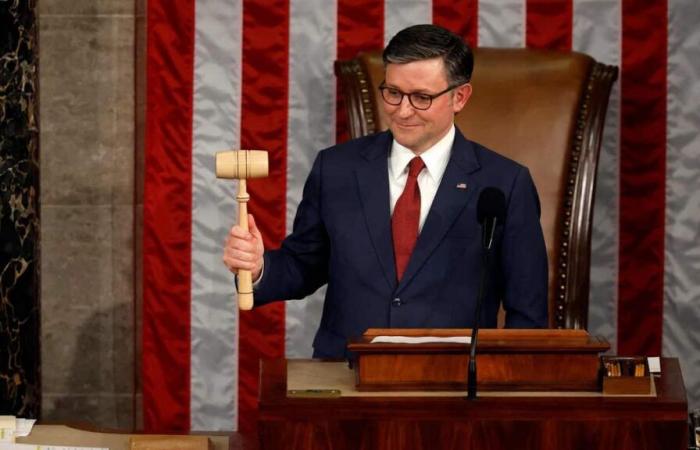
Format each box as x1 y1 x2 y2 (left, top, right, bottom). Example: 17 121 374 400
554 63 602 328
351 60 376 132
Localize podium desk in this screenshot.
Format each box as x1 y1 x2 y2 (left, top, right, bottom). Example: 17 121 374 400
259 358 688 450
16 424 254 450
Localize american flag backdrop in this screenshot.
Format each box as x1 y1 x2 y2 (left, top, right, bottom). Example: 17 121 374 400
143 0 700 432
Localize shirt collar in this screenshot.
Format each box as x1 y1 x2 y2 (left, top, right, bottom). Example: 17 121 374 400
389 125 455 183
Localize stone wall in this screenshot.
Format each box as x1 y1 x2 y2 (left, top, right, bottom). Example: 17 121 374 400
38 0 141 428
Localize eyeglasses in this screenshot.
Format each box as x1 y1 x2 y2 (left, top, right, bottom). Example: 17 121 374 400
378 82 463 110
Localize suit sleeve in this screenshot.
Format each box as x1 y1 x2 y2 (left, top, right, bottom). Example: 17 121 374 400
500 167 549 328
253 151 330 305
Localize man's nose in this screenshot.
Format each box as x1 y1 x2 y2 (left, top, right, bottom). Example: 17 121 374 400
397 96 415 117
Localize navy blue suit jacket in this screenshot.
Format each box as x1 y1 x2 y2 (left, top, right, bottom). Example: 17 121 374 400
254 129 548 358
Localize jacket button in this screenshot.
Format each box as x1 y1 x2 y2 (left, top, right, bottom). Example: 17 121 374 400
392 297 402 307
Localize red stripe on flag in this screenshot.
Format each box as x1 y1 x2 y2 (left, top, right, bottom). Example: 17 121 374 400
433 0 479 47
142 0 195 432
238 0 289 434
526 0 572 50
618 0 667 356
336 0 384 143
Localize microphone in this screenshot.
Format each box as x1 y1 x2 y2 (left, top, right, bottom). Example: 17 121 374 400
477 187 507 249
468 187 507 400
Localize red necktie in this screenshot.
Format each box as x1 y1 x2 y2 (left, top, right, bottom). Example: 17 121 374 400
392 156 425 281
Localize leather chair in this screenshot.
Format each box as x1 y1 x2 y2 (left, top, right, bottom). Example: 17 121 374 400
335 49 618 329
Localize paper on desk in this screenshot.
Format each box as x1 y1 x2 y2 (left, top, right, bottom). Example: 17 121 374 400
647 356 661 373
0 444 108 450
0 418 35 443
0 418 14 431
14 419 35 438
370 335 471 344
0 416 15 442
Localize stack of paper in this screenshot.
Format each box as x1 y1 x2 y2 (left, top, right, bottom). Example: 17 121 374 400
0 416 35 443
370 335 471 344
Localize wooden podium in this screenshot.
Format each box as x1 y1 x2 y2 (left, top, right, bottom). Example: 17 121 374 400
348 328 609 391
258 329 688 450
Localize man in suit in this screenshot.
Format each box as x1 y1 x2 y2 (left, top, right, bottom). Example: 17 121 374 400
223 24 548 358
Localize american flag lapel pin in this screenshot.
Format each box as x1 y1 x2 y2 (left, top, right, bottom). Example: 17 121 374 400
456 183 467 190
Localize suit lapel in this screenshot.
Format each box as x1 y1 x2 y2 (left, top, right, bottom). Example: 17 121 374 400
396 130 481 294
355 132 396 290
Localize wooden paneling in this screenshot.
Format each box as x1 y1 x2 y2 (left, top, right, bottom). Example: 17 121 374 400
259 358 688 450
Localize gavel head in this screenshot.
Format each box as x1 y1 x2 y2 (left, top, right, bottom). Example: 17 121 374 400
215 150 269 179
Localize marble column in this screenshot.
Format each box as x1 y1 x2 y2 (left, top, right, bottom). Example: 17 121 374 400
0 0 41 417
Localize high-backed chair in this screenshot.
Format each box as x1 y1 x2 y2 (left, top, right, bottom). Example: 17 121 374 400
335 49 618 329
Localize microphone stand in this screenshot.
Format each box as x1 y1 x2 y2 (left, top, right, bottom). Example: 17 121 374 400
468 218 497 400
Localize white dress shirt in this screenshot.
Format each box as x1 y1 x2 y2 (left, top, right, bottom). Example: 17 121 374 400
388 125 455 231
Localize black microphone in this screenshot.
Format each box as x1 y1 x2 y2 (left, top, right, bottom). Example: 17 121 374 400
468 187 506 400
477 187 507 249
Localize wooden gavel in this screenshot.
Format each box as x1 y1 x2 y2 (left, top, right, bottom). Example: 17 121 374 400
216 149 269 310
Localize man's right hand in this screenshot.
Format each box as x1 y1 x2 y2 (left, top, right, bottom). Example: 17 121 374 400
223 214 265 281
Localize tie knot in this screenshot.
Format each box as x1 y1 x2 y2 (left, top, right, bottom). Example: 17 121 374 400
407 157 425 178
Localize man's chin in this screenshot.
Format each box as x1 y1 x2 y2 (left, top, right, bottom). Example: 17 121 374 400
391 129 420 148
396 139 416 150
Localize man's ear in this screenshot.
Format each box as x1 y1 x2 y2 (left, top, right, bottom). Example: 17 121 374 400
452 83 472 113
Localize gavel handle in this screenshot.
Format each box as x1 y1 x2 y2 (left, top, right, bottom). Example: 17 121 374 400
237 179 254 310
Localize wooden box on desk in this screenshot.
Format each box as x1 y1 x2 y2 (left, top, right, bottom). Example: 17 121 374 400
347 328 610 391
601 356 653 395
129 435 213 450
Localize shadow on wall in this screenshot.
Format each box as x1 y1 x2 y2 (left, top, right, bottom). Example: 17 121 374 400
42 302 136 429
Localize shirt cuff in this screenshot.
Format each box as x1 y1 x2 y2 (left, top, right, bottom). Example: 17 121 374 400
252 259 264 287
234 259 264 290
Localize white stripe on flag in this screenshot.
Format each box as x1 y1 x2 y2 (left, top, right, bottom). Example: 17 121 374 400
384 0 432 46
190 0 241 431
665 0 700 411
573 0 621 353
285 0 337 358
479 0 525 48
